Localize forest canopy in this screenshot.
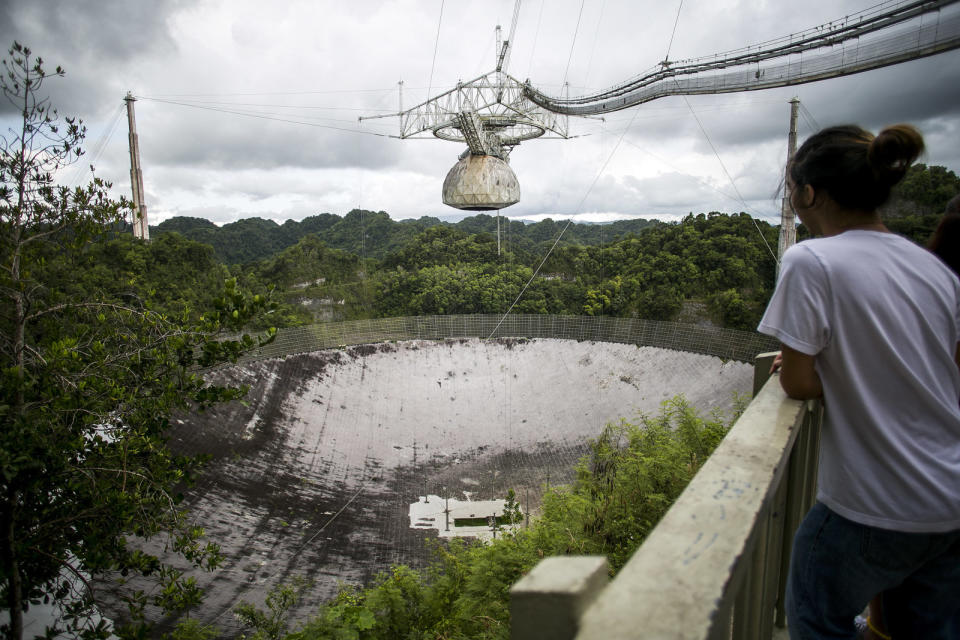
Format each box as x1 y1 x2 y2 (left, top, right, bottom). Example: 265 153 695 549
136 162 955 333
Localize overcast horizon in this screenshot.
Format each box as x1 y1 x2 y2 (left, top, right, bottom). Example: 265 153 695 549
3 0 959 228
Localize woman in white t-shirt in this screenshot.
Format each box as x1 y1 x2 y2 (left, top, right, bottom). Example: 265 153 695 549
758 124 960 639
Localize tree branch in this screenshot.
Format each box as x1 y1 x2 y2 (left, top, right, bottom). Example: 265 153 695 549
29 547 97 603
25 301 152 323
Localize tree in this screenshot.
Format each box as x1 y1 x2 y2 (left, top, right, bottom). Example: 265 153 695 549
0 43 273 639
235 577 312 640
708 289 759 331
889 163 960 216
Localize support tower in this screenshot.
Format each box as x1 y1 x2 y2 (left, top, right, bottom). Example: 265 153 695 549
777 98 800 271
125 92 149 241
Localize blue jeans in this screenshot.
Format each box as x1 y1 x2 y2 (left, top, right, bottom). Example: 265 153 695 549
786 502 960 640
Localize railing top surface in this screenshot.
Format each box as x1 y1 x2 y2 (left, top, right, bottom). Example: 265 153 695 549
572 375 811 639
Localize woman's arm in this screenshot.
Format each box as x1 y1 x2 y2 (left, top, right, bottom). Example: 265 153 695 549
779 344 823 399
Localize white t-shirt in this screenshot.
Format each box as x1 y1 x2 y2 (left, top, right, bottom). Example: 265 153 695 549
758 230 960 532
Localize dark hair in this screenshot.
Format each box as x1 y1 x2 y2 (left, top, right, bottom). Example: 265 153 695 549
789 124 924 211
929 212 960 277
946 193 960 216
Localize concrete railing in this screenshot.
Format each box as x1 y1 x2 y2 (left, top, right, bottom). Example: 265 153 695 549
510 353 823 640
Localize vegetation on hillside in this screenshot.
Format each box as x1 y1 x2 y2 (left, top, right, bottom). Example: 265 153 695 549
150 211 661 265
79 161 955 339
138 161 957 334
887 163 960 216
148 159 957 279
0 43 272 640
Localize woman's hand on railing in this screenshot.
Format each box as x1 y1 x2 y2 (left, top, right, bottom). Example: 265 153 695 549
769 351 783 374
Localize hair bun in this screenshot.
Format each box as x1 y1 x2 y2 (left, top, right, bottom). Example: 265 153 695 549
868 124 924 185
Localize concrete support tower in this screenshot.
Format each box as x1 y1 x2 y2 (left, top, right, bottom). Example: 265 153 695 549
777 98 800 272
125 92 149 241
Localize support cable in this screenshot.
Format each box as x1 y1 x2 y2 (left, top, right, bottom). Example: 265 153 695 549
597 205 605 434
200 486 365 633
149 87 399 97
664 0 685 63
140 100 382 126
357 167 374 313
499 0 522 74
660 1 778 265
426 0 445 102
799 102 820 132
473 28 498 78
616 133 777 221
137 97 394 138
68 102 125 188
526 0 545 79
675 89 779 264
486 105 643 338
301 487 365 547
582 0 608 92
137 98 395 112
561 0 586 88
488 0 689 339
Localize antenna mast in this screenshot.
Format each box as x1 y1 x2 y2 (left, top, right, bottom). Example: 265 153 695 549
125 92 149 241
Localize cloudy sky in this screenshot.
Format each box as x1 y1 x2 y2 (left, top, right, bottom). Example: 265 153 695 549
3 0 959 226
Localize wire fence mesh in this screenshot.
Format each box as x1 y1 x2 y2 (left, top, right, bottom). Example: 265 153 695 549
242 315 779 365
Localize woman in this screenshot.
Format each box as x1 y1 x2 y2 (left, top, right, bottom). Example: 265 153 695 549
757 124 960 639
928 194 960 277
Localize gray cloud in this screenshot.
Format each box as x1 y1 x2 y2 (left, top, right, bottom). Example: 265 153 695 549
0 0 181 118
2 0 957 225
7 0 179 60
139 105 402 171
